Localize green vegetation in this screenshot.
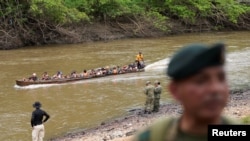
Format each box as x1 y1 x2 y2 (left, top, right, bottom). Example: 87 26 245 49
2 0 249 26
0 0 249 49
242 116 250 124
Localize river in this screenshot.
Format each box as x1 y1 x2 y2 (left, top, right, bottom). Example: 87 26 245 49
0 31 249 141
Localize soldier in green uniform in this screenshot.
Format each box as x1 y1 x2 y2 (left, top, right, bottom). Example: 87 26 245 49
144 81 155 114
153 80 162 112
134 43 239 141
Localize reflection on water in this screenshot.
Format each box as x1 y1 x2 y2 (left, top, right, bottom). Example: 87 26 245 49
0 31 249 140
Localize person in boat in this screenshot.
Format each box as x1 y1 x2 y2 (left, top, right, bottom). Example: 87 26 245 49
41 72 50 80
52 71 63 79
105 66 111 75
112 67 118 74
96 69 103 76
135 52 144 69
108 67 113 75
128 63 133 71
80 70 88 78
101 68 107 75
28 73 38 81
89 69 96 77
129 62 137 71
117 66 123 74
120 65 127 73
70 70 78 78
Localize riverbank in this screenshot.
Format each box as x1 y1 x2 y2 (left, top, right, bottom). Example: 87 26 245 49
49 89 250 141
2 17 250 50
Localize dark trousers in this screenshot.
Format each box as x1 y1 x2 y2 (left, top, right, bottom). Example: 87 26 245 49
137 61 143 69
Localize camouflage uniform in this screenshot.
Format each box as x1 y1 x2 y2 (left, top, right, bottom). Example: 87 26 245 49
153 83 162 112
134 116 238 141
144 82 154 113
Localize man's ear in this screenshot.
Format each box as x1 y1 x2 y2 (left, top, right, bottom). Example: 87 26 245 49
168 81 181 102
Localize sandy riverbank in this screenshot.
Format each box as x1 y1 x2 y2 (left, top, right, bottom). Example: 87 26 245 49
49 89 250 141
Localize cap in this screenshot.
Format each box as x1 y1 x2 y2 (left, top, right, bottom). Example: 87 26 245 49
33 101 41 108
167 42 225 80
146 81 151 85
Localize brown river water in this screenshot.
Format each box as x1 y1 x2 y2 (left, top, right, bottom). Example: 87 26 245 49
0 31 249 141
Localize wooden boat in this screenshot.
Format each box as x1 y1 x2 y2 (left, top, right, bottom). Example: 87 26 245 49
16 68 145 87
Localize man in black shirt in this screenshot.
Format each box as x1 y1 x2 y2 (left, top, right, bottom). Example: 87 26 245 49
31 101 50 141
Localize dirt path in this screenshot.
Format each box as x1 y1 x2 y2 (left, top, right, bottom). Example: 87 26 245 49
49 90 250 141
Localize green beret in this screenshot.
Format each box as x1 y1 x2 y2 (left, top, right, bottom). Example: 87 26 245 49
167 43 225 80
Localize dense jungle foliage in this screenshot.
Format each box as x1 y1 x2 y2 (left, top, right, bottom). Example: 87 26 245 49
0 0 250 49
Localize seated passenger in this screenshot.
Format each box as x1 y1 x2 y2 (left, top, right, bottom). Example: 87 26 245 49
101 68 107 75
28 73 38 81
108 68 113 75
105 66 111 75
70 71 77 78
96 69 103 76
41 72 50 80
128 63 136 70
52 71 63 79
64 75 70 79
132 62 137 71
117 66 122 74
113 67 118 74
123 65 129 72
89 69 96 77
81 70 88 78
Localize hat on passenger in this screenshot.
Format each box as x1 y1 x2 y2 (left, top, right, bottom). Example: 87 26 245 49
167 42 225 80
33 101 42 108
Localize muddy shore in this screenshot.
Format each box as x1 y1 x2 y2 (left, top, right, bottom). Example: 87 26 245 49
49 89 250 141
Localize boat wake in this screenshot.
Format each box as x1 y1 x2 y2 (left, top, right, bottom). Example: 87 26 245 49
14 83 62 89
144 58 169 72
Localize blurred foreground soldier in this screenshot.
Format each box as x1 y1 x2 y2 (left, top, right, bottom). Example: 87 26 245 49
144 81 154 114
31 101 50 141
134 43 238 141
153 80 162 112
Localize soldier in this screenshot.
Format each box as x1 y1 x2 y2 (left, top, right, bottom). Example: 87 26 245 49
153 80 162 112
144 81 155 114
134 43 239 141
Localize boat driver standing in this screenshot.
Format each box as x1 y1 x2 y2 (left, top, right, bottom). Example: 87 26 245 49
136 52 144 69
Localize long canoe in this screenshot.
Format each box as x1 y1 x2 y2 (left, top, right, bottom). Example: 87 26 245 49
16 69 145 87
